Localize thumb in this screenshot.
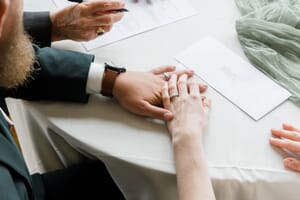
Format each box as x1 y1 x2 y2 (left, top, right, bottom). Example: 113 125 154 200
143 101 172 121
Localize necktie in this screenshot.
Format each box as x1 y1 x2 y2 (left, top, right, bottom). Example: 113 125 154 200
0 107 22 151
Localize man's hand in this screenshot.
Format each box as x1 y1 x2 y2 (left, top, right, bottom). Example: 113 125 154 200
270 124 300 172
112 66 206 121
50 0 124 42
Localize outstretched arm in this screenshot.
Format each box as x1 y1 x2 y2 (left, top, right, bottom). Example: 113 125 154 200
162 74 215 200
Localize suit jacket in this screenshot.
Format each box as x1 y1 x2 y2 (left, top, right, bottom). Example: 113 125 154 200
23 0 83 47
1 10 95 200
0 46 94 200
0 12 52 113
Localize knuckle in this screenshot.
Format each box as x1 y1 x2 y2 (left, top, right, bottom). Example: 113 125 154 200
102 2 111 9
162 96 169 102
102 16 111 24
286 141 294 149
83 33 94 41
169 85 176 92
190 94 200 100
139 102 148 111
179 97 187 103
107 16 114 24
106 25 112 32
177 80 186 86
188 80 198 87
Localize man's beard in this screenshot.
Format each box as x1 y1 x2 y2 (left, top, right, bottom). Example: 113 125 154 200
0 21 35 89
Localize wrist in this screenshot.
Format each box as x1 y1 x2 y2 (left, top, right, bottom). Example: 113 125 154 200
171 131 204 150
50 12 65 42
101 63 126 97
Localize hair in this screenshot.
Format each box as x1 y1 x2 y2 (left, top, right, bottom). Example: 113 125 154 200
0 17 35 89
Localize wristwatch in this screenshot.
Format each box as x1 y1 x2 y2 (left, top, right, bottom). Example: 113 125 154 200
100 63 126 97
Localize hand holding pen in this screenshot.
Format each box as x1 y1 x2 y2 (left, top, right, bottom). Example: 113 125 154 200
50 0 128 42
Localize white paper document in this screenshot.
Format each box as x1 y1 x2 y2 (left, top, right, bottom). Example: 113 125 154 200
52 0 197 51
175 37 291 120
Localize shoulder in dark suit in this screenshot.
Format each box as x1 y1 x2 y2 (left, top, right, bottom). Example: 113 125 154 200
1 4 97 199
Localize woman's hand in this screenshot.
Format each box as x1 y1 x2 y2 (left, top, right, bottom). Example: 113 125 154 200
50 0 125 42
162 74 215 200
270 124 300 172
162 74 211 142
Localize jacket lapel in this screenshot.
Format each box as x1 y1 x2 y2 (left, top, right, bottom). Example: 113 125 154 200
0 112 33 196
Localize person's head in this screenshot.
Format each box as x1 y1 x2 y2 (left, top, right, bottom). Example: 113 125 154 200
0 0 35 89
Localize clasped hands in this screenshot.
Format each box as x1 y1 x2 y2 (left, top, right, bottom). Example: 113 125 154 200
112 66 208 121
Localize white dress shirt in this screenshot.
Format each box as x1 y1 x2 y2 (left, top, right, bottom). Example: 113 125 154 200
86 62 104 94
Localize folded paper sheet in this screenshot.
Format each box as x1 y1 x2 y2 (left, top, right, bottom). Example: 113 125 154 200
176 37 291 120
52 0 197 51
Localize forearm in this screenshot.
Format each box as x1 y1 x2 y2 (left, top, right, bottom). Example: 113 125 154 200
173 134 215 200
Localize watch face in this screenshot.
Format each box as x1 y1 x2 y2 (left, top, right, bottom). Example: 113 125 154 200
105 63 126 73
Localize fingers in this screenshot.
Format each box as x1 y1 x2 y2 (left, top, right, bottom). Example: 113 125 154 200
150 65 176 75
168 74 178 98
271 129 300 142
177 74 188 96
87 12 124 26
199 84 208 93
101 25 112 32
269 138 300 152
174 69 194 77
142 101 173 121
283 123 300 132
188 76 201 97
85 0 125 14
270 124 300 172
283 158 300 172
162 83 171 110
202 96 212 114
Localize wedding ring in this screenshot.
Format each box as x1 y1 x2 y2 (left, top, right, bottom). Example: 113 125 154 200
96 27 105 36
169 92 179 99
163 72 170 81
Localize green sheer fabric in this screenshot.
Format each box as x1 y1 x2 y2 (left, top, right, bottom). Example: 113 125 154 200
235 0 300 105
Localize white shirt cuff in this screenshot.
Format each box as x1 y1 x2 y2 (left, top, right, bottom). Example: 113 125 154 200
86 62 104 94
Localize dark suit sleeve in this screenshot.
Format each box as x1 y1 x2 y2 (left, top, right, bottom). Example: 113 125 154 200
4 45 95 103
23 12 52 47
23 0 84 46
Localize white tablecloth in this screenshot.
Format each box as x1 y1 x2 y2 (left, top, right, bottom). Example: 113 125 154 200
8 0 300 199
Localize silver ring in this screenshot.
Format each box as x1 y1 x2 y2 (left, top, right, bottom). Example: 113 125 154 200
163 72 170 81
169 93 179 99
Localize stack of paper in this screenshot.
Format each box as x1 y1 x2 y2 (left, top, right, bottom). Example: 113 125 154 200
52 0 198 51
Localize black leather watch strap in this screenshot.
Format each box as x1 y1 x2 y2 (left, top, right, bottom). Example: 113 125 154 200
100 63 126 97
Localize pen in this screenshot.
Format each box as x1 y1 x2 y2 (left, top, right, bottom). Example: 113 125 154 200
114 8 129 12
95 8 129 16
79 0 129 12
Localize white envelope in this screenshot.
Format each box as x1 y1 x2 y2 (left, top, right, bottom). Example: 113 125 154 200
175 37 291 120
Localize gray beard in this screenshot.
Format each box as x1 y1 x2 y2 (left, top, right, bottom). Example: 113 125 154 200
0 22 35 89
